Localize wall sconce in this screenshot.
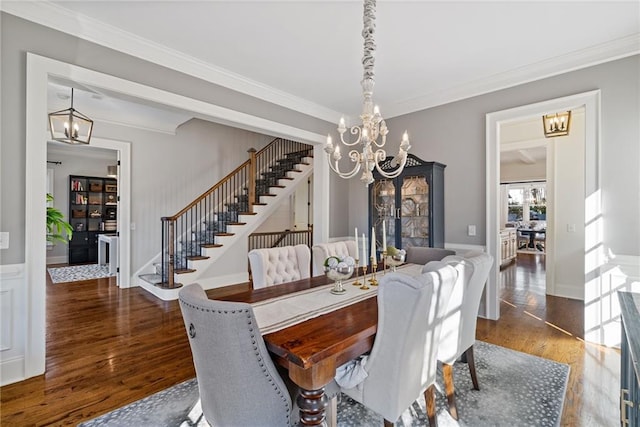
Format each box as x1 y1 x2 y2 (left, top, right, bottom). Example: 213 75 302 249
542 111 571 138
48 88 94 145
107 165 118 178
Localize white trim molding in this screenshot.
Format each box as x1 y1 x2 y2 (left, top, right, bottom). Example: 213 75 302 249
0 264 26 386
486 90 601 321
3 2 638 122
25 53 328 381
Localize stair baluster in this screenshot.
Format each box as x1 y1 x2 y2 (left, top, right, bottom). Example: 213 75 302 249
157 138 313 289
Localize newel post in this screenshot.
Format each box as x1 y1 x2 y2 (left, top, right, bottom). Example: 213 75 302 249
248 148 257 213
167 218 175 288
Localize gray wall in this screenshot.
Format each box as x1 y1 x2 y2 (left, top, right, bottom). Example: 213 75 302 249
373 55 639 257
3 11 636 267
0 12 335 266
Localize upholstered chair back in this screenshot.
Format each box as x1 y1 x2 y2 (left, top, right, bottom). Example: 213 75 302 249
340 263 458 422
405 246 456 265
435 252 494 365
248 244 311 289
178 283 295 426
311 240 359 276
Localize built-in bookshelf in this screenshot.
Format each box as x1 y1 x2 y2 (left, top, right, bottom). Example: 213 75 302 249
68 175 118 264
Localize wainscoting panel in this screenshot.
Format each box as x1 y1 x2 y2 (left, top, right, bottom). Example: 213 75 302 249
0 263 26 386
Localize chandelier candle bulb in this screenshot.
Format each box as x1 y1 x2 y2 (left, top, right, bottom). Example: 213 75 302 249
355 228 358 252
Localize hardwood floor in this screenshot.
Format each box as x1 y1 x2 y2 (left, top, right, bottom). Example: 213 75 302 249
1 256 619 426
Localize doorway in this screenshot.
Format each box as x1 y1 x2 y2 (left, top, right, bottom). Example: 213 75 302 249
485 91 600 321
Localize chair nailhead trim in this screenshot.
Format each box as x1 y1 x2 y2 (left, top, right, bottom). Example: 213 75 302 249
179 297 291 424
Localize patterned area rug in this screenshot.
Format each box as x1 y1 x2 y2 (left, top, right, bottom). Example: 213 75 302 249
79 341 569 426
47 264 114 284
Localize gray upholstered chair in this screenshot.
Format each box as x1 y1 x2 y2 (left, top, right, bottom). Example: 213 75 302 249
311 240 359 276
248 244 311 289
335 263 458 426
405 246 455 265
178 283 298 426
428 251 494 420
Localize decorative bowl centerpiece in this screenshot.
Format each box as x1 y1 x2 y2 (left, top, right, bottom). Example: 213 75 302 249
324 255 355 295
385 246 406 272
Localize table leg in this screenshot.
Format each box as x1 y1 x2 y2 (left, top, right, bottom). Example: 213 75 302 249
297 387 329 426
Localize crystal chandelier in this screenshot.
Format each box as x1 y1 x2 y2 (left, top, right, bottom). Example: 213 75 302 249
325 0 411 186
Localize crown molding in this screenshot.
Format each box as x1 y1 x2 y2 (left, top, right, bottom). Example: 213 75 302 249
3 3 638 121
385 33 640 118
1 1 340 123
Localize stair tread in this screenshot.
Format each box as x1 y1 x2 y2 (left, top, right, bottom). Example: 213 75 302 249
216 232 235 237
226 222 247 226
175 268 196 274
202 243 223 248
238 211 257 215
154 282 184 289
187 255 210 261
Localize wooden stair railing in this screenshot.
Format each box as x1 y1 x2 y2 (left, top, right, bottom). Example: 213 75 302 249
158 138 313 289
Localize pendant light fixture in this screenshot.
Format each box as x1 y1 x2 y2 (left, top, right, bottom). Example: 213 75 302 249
48 88 94 145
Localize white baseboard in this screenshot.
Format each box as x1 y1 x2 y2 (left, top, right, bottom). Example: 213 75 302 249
0 356 25 386
551 283 584 300
45 256 67 265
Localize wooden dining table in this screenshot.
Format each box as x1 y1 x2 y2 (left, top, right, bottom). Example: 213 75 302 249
206 272 382 426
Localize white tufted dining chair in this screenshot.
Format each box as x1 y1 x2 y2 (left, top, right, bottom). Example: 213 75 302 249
334 263 458 427
427 251 494 420
248 244 311 289
311 240 359 276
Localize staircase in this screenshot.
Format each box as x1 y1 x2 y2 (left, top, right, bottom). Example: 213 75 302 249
137 138 314 300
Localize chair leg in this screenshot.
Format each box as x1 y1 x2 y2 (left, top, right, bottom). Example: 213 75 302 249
424 384 438 427
442 363 458 420
326 395 337 427
465 346 480 390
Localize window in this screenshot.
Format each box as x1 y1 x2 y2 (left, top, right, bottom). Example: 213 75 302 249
507 182 546 223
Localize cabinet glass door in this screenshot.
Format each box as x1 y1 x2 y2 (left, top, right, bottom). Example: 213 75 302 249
399 175 430 248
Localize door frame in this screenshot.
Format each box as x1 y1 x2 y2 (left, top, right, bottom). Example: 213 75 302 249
24 53 328 380
485 90 600 320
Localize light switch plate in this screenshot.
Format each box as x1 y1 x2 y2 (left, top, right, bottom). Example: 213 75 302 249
468 225 476 236
0 232 9 249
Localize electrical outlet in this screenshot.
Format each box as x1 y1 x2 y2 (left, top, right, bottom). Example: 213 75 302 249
468 225 476 236
567 224 576 232
0 232 9 249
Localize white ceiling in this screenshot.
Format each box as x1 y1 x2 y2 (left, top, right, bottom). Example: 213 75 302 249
4 0 639 159
4 1 638 124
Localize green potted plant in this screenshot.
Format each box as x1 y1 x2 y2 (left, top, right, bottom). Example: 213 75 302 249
47 193 73 243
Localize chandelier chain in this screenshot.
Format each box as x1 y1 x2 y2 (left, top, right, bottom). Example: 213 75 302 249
324 0 411 186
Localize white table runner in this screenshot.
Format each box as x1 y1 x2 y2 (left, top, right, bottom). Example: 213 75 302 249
253 263 423 334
